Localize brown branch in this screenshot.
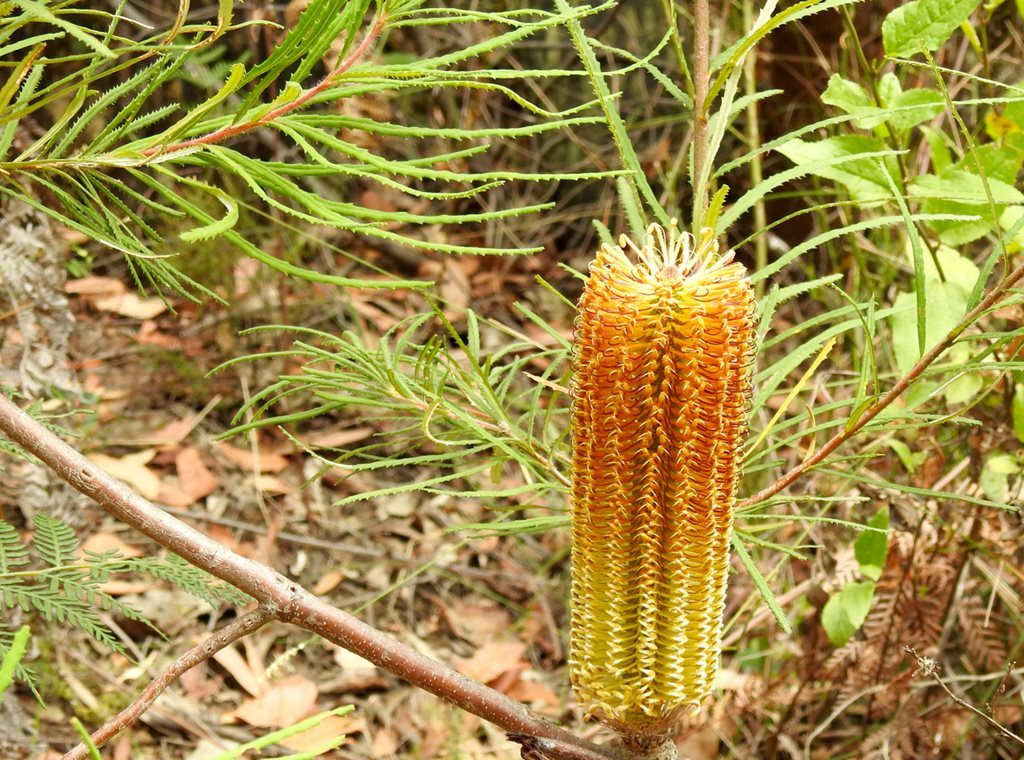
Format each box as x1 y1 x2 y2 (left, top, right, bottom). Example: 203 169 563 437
61 606 275 760
738 261 1024 510
139 13 387 159
0 394 615 759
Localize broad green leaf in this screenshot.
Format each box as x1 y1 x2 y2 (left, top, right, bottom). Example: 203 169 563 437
854 507 889 581
1013 383 1024 443
888 89 945 131
909 170 1024 204
887 438 928 474
942 346 985 405
878 72 903 104
822 581 875 646
822 71 943 132
821 75 885 129
890 246 979 375
979 453 1020 501
1001 82 1024 128
965 138 1024 185
1001 206 1024 250
920 126 953 172
775 136 895 202
914 163 1024 244
882 0 979 57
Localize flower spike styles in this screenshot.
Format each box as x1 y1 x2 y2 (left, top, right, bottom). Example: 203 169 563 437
570 221 756 746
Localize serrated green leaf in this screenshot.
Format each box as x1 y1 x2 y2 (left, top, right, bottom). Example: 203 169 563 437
9 0 115 58
732 536 792 633
821 74 886 129
888 89 945 131
882 0 980 57
179 187 239 243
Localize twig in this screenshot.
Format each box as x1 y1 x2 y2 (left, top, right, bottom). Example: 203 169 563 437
61 606 275 760
905 646 1024 748
738 261 1024 510
0 393 616 759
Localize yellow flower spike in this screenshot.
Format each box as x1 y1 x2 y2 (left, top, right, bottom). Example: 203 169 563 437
569 221 756 746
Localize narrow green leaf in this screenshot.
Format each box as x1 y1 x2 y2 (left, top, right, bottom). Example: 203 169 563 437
9 1 115 58
0 625 30 698
732 536 792 633
554 0 668 226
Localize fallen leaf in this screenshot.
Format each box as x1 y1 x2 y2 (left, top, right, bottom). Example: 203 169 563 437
371 728 400 757
506 678 559 708
332 647 378 679
455 641 527 685
180 665 219 701
65 276 125 296
675 721 720 760
147 415 200 447
213 644 264 698
303 428 374 448
176 447 219 502
440 598 512 647
253 474 293 494
223 675 319 728
80 532 143 559
95 580 152 596
280 712 363 752
136 321 183 350
215 441 290 473
93 292 168 320
313 570 344 595
88 451 161 500
158 482 198 508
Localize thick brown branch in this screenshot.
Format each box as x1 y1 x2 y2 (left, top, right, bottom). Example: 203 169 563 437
61 606 275 760
0 394 614 759
739 261 1024 509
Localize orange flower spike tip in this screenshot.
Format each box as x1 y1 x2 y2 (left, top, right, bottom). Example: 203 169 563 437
570 221 757 741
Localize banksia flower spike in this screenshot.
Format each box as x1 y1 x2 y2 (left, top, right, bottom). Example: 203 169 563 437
570 221 756 745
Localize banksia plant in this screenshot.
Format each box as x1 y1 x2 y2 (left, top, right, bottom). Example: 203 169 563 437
570 222 756 747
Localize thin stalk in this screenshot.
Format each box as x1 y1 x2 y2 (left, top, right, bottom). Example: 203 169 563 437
738 261 1024 510
742 0 767 295
691 0 710 233
62 607 275 760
